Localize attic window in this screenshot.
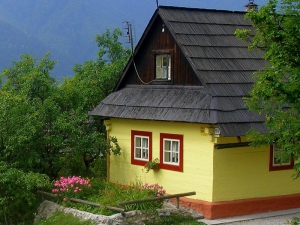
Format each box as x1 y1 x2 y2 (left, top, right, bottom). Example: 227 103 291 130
156 54 171 80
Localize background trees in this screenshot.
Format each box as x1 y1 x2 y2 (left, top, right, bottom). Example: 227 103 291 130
0 29 128 180
236 0 300 176
0 28 129 224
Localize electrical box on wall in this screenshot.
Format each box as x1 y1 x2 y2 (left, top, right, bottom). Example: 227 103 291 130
200 127 213 135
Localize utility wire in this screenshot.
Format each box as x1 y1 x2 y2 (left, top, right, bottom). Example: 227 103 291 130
128 23 154 85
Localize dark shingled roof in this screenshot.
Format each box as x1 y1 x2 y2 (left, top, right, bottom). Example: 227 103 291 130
90 6 267 137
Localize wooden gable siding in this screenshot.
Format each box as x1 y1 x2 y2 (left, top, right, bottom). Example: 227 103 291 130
118 16 202 89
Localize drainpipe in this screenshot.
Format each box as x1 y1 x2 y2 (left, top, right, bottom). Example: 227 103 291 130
104 119 112 182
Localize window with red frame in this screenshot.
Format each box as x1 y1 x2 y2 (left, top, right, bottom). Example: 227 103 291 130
160 133 183 172
269 144 294 171
131 130 152 166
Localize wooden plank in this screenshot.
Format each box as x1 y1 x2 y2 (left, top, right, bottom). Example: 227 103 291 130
118 191 196 206
37 190 57 198
70 198 101 207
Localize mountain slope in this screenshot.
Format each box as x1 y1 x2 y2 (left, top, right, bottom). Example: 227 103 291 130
0 0 269 80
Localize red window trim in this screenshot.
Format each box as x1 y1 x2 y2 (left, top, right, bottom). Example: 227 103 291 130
160 133 183 172
269 144 294 171
131 130 152 166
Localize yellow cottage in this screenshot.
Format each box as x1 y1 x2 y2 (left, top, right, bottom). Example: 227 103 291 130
90 6 300 219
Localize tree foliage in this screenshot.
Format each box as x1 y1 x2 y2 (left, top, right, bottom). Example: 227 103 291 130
236 0 300 176
0 162 50 224
65 28 129 172
0 28 128 180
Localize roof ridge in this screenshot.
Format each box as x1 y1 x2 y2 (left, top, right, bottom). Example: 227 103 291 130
158 5 246 14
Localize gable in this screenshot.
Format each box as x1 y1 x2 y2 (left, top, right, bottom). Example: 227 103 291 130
116 14 202 90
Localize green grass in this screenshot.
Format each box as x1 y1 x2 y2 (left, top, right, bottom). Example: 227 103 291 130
35 211 94 225
66 179 164 215
145 214 204 225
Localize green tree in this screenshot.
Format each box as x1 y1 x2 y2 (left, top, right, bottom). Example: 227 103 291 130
0 28 128 180
0 53 65 179
0 162 50 224
236 0 300 176
62 28 129 173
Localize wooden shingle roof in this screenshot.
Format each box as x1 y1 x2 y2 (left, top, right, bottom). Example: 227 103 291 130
90 6 267 137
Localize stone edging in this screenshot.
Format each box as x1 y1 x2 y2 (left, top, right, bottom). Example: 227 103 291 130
35 200 203 225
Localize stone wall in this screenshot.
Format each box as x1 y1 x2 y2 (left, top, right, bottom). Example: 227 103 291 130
35 200 203 225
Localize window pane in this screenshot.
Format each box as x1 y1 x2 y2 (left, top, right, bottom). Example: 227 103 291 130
162 68 168 79
135 137 141 147
164 151 171 162
162 56 169 67
156 56 162 67
172 141 179 152
142 138 148 148
142 149 148 159
135 148 141 158
156 68 162 79
172 152 179 163
165 140 171 150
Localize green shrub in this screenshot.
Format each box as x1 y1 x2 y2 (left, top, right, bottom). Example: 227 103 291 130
63 181 166 216
97 182 165 214
0 162 51 224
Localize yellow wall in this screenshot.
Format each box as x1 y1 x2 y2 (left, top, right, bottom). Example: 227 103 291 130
107 118 300 203
108 118 215 202
213 136 300 202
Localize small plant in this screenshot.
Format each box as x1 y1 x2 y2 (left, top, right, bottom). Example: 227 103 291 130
287 216 300 225
122 182 166 212
52 176 91 202
140 183 166 197
143 158 159 173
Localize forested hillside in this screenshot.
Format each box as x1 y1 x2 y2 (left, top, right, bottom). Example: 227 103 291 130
0 19 46 68
0 0 268 80
0 0 142 79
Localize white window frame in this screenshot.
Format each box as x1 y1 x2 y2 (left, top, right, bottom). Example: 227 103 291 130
156 54 171 80
163 138 180 166
134 135 149 161
272 144 291 166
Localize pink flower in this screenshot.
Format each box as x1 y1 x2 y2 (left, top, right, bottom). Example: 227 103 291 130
63 198 67 201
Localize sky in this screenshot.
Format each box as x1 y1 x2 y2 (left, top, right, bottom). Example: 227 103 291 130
155 0 270 11
121 0 270 46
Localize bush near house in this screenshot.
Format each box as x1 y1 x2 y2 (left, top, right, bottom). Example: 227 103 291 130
51 178 166 215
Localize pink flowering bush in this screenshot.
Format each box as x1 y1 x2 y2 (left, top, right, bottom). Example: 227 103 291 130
140 183 166 197
52 176 91 201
